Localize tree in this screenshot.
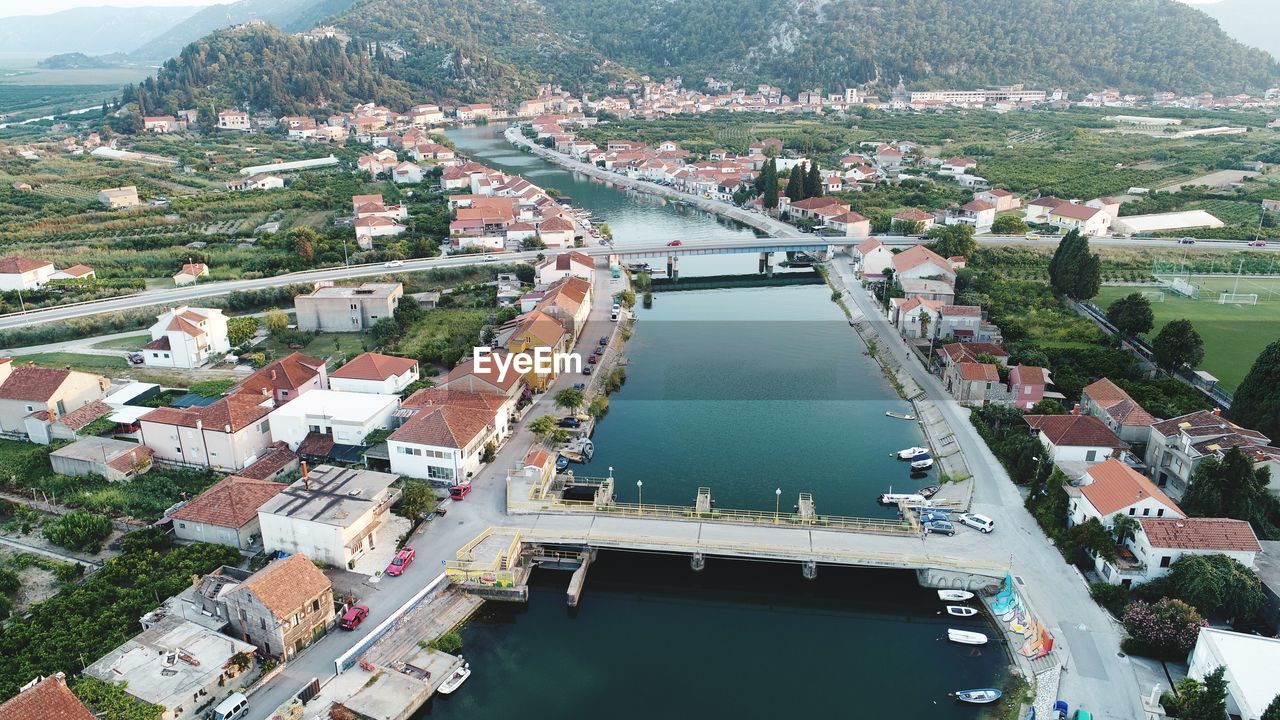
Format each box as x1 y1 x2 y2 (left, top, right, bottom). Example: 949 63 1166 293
1231 338 1280 444
803 159 823 199
73 676 165 720
263 309 289 336
1181 446 1277 538
226 316 260 346
1147 553 1267 620
1262 694 1280 720
1120 598 1207 660
370 317 400 348
1068 516 1117 562
990 215 1027 235
1179 666 1229 720
554 388 584 414
785 164 805 201
925 223 976 258
615 289 636 309
528 415 562 442
1111 513 1140 546
1106 293 1155 338
762 159 779 210
1030 399 1066 415
587 396 609 418
1047 229 1099 299
1152 319 1204 372
287 227 317 261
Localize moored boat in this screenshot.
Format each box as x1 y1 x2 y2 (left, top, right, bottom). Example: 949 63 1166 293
947 629 989 645
438 662 471 695
946 606 978 617
919 485 941 499
886 411 917 420
937 590 975 602
951 688 1002 704
911 457 935 470
879 492 926 505
896 446 929 460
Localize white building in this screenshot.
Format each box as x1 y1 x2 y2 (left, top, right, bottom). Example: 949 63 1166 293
257 464 400 569
387 404 499 484
0 257 55 290
143 307 230 369
1024 414 1129 464
266 389 399 451
1188 628 1280 720
328 353 420 395
1068 458 1184 528
535 251 594 285
854 237 895 279
392 161 425 184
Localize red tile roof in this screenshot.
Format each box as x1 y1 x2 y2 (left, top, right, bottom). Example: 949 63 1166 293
233 553 331 620
236 442 297 480
0 674 95 720
891 244 953 274
1139 517 1260 553
170 475 285 528
0 257 53 274
237 353 325 399
1150 410 1268 443
1009 364 1048 386
790 196 848 211
0 366 75 402
1080 458 1181 517
939 342 1008 364
957 362 1000 382
389 405 493 449
55 400 112 431
402 388 507 413
440 355 523 393
1050 203 1101 220
140 392 271 432
1024 414 1128 449
330 352 418 381
962 199 995 212
1083 378 1157 428
940 305 981 317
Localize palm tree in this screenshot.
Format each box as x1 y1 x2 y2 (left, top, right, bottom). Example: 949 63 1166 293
1111 513 1140 546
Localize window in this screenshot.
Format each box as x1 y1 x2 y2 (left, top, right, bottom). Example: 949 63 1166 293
427 465 455 481
1157 509 1164 517
1024 385 1032 395
350 303 358 310
178 522 186 529
1160 556 1172 568
260 618 267 630
1142 508 1149 516
1128 508 1135 516
259 420 270 433
1085 450 1098 461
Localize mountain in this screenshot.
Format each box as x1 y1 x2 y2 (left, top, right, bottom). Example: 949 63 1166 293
0 5 204 56
1193 0 1280 60
130 0 359 61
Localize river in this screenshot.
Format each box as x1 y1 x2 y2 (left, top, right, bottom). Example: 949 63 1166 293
426 126 1004 717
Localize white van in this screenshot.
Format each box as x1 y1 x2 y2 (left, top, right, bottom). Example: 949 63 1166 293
213 692 250 720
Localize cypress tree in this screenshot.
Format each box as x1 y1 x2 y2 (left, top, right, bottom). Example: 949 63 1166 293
763 159 779 210
804 159 823 198
1230 339 1280 442
785 164 805 201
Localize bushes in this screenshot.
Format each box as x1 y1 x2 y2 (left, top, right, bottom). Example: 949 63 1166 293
41 511 114 553
1089 581 1130 617
1120 598 1207 661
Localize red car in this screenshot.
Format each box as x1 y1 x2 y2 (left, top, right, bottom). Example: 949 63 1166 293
667 240 683 246
339 604 369 630
449 483 472 501
386 547 416 576
1248 240 1269 247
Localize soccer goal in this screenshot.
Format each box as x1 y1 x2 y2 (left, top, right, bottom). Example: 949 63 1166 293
1159 276 1201 299
1218 292 1259 305
1140 290 1166 303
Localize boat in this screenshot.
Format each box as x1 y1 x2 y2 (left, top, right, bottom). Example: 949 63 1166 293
886 411 917 420
947 629 989 645
438 662 471 695
896 446 929 460
919 485 941 499
911 457 935 471
938 590 975 602
946 606 978 617
555 455 569 472
879 492 926 505
951 689 1003 705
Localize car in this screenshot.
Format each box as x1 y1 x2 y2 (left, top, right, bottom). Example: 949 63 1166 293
1024 232 1040 241
1179 237 1196 244
483 254 498 262
588 354 599 364
127 352 144 365
449 484 472 500
611 302 621 312
339 604 370 630
1248 239 1269 247
582 366 593 375
384 260 404 268
559 416 582 428
610 312 619 322
667 240 683 246
386 547 416 576
958 513 996 533
599 336 608 346
573 383 585 392
924 520 956 536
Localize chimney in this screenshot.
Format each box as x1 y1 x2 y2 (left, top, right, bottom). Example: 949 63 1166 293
1071 403 1081 416
1211 408 1221 417
192 574 200 587
301 462 310 490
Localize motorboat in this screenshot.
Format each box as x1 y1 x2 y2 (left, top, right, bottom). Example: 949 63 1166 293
911 457 935 471
951 689 1002 704
879 492 926 505
438 662 471 695
947 629 989 645
919 485 941 499
555 455 569 472
946 606 978 617
886 411 916 420
938 590 975 602
896 446 929 460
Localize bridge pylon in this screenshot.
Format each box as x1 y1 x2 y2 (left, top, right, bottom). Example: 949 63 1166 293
690 553 706 572
802 560 817 580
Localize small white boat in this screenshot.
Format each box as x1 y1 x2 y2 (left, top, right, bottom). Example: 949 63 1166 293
946 606 978 617
880 492 926 505
947 629 989 645
938 590 975 602
951 688 1002 704
911 457 935 470
896 446 929 460
886 411 916 420
438 662 471 695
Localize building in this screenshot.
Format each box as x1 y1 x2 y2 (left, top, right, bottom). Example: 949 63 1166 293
535 251 594 285
944 361 1002 406
1080 378 1158 444
169 475 286 549
889 297 943 339
295 282 403 332
138 393 274 470
329 352 420 395
892 245 956 283
49 264 96 281
1048 202 1112 236
949 199 996 231
218 109 251 131
235 441 299 483
535 275 593 340
975 188 1020 212
536 216 576 247
1188 628 1280 720
143 116 185 133
224 553 334 660
235 352 328 406
436 355 525 400
1068 458 1183 529
1024 196 1065 223
257 464 400 569
1007 364 1053 411
1024 414 1129 464
266 389 399 451
898 277 955 304
1134 517 1260 581
85 615 256 720
402 387 515 440
854 237 895 279
0 360 108 435
392 161 425 184
143 307 230 369
97 186 140 209
1145 409 1270 497
936 304 982 340
0 257 55 290
227 173 283 191
388 404 500 484
0 673 95 720
23 399 112 445
1113 210 1224 236
49 437 153 481
172 262 208 286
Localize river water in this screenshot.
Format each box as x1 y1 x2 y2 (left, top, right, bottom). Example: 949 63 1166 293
425 126 1003 717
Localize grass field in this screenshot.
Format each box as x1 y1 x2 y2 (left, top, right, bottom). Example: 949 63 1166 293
1095 275 1280 390
91 334 150 350
21 352 128 373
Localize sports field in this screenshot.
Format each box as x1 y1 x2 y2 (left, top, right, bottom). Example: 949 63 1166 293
1095 275 1280 391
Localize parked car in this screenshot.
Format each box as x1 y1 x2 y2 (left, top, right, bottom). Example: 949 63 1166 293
587 354 599 364
1248 239 1269 247
582 366 593 375
667 240 683 246
127 352 144 365
386 547 416 576
449 484 472 501
559 416 582 428
1024 232 1040 241
599 336 609 346
339 604 370 630
958 513 996 533
1179 237 1196 244
924 520 956 536
573 383 585 392
384 260 404 268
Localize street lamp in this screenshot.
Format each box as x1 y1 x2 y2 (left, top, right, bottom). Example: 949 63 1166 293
775 488 782 524
637 479 643 513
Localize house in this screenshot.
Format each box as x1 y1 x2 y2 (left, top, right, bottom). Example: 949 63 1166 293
329 353 420 395
1080 378 1158 444
1007 364 1053 411
505 310 569 391
537 216 576 247
890 297 943 339
898 277 955 304
257 464 400 569
1188 628 1280 720
223 553 334 660
388 404 500 484
436 355 525 400
402 387 515 440
49 437 154 481
235 441 299 482
937 305 982 340
24 399 110 444
172 262 208 286
354 216 407 249
940 157 977 175
949 199 996 231
828 211 871 238
1133 517 1260 582
139 393 274 470
85 615 256 720
891 245 956 283
49 264 96 281
97 186 140 209
1086 197 1122 222
392 161 425 184
1068 458 1183 528
295 282 403 332
169 475 286 549
1145 409 1270 497
944 361 1002 406
1048 202 1112 236
456 103 493 121
235 352 328 406
0 360 108 435
788 196 850 222
0 257 55 290
975 188 1020 212
536 275 593 339
228 173 283 191
938 342 1009 367
143 307 230 369
0 673 95 720
1024 414 1129 464
218 109 251 131
536 251 595 284
1023 196 1065 223
892 208 935 234
267 389 399 452
854 237 895 279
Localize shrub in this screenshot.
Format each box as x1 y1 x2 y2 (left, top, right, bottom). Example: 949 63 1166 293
1121 598 1207 660
1089 581 1130 616
41 511 114 553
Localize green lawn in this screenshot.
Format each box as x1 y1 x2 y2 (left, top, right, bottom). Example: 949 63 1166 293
90 334 150 350
1095 277 1280 390
258 332 370 364
21 352 127 373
